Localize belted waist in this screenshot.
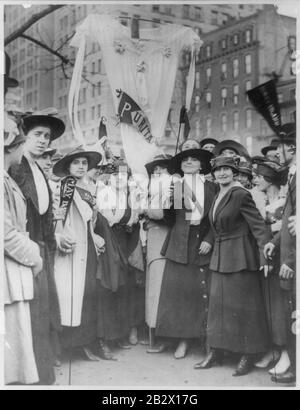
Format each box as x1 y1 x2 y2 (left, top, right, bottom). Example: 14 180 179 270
214 227 249 242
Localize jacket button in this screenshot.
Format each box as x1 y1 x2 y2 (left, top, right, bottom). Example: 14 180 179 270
200 268 204 273
203 294 207 299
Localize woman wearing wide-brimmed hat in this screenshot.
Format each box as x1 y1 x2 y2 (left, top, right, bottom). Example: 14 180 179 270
156 148 217 359
4 114 42 385
252 158 291 378
96 157 145 355
213 139 250 159
144 154 174 353
194 155 270 376
200 138 219 153
53 146 105 361
9 111 65 384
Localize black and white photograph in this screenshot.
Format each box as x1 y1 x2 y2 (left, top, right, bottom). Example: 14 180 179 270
1 0 298 390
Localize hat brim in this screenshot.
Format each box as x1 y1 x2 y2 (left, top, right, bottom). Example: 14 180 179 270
213 140 250 158
23 115 65 141
145 159 171 175
53 151 102 177
239 168 253 179
172 149 213 175
261 145 278 156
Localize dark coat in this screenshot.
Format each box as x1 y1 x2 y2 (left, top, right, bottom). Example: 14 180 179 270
161 180 217 266
209 186 269 273
272 173 296 291
9 156 61 384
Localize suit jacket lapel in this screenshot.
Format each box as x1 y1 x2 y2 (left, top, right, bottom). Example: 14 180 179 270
214 187 236 222
21 156 39 212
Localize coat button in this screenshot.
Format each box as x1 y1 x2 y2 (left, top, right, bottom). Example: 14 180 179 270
200 268 204 273
203 294 208 299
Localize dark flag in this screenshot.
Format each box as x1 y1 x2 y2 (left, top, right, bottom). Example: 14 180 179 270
54 176 77 225
246 80 281 134
116 89 154 143
179 106 190 139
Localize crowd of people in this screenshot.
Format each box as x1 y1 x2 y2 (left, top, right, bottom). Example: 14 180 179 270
3 52 296 386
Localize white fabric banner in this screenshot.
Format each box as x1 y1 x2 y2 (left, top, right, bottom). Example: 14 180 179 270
70 14 202 173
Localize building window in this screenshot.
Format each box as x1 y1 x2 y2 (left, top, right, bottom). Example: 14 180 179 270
260 119 268 136
245 54 252 74
278 93 284 104
91 106 95 120
195 95 200 112
20 49 25 60
245 80 252 101
152 5 160 13
233 112 239 131
120 12 129 26
206 92 212 109
211 10 218 25
206 117 212 136
195 119 200 138
97 82 101 96
206 67 212 84
233 58 239 78
164 5 172 15
233 84 239 105
221 38 227 50
221 88 227 107
221 114 227 133
183 5 190 19
97 104 101 117
221 62 227 80
194 7 202 21
82 109 86 124
195 72 200 89
98 59 101 74
206 45 212 58
246 109 252 128
245 29 252 44
26 76 33 88
233 33 239 46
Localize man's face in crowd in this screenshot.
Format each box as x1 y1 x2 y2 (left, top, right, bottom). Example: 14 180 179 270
202 143 215 153
276 143 295 165
25 126 51 157
265 149 279 163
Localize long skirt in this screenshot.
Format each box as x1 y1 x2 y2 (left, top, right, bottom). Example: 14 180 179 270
260 270 288 347
97 284 130 341
207 271 270 354
112 225 145 329
60 231 97 349
5 301 39 385
156 227 210 339
146 258 166 328
30 266 56 385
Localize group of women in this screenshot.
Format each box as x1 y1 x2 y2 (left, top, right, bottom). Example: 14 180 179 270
4 107 293 384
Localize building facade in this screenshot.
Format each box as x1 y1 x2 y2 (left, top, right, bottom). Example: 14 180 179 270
183 5 296 155
5 3 266 153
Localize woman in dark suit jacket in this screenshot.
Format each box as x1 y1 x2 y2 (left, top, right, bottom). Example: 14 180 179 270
194 155 270 376
156 148 217 359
